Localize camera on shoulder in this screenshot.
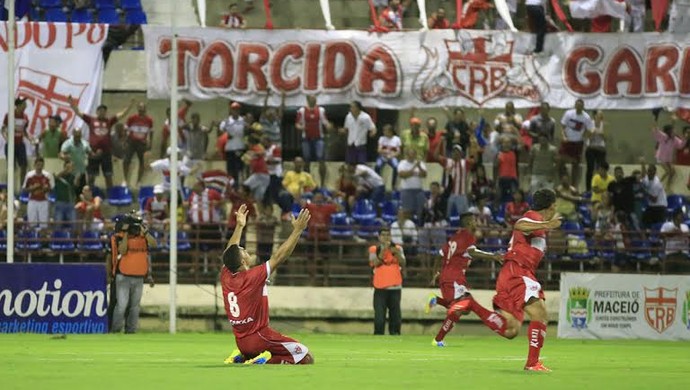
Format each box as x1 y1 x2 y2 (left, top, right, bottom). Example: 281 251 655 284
115 212 144 235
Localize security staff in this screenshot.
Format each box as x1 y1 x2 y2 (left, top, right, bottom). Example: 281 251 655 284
109 215 156 334
369 226 406 335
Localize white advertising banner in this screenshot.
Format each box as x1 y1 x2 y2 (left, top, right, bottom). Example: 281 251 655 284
0 22 107 155
144 27 690 110
558 273 690 340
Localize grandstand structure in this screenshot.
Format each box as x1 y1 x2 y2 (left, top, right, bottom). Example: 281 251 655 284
1 0 689 294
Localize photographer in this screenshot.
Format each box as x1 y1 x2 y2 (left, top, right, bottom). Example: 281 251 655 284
108 214 156 334
368 227 406 335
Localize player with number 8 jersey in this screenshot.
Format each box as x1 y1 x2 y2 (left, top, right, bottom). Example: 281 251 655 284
220 204 315 365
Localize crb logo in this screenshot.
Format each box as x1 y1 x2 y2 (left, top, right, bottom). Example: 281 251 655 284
0 279 107 318
644 287 677 334
413 31 548 105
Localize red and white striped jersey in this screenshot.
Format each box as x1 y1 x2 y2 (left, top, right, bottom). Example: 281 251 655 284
441 156 473 196
188 188 223 224
295 106 328 140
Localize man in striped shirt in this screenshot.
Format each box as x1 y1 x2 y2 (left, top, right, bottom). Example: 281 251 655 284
22 157 55 230
186 180 225 250
436 145 472 216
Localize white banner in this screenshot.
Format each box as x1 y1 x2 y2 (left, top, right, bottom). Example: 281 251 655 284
144 27 690 110
0 22 107 156
558 273 690 340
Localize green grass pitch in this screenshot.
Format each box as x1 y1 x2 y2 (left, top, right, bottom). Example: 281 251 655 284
1 333 688 389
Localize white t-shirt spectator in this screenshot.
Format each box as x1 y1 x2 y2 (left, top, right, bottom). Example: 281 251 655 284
660 221 689 255
344 111 375 147
641 176 667 207
391 219 418 245
397 159 426 190
560 109 594 142
220 115 245 151
354 164 384 189
378 135 402 158
468 205 493 225
150 157 193 191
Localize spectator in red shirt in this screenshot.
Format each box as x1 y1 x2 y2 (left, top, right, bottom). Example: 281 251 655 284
220 3 246 29
75 185 104 232
426 117 445 163
428 7 450 29
305 192 341 286
2 97 32 181
505 189 530 225
22 157 55 230
125 102 154 186
68 96 136 190
494 137 518 203
143 184 170 231
676 127 690 166
242 136 270 213
161 99 192 158
295 95 333 188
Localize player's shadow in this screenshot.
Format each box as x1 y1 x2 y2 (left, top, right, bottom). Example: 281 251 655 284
196 364 251 369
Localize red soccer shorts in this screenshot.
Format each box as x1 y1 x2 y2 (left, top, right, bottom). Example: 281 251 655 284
439 280 469 303
492 262 545 323
236 326 309 364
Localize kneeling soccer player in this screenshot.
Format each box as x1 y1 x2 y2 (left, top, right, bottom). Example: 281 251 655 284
425 213 504 346
221 204 315 365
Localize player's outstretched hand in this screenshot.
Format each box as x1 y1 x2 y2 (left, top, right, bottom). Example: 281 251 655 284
235 204 249 227
492 253 505 264
546 213 562 230
292 208 311 231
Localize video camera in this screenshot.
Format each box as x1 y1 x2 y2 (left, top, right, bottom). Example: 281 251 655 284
114 212 145 236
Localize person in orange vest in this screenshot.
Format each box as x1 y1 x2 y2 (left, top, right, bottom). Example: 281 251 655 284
109 214 156 334
369 227 406 335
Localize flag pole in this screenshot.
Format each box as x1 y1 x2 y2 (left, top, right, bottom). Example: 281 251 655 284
169 11 179 335
6 0 16 263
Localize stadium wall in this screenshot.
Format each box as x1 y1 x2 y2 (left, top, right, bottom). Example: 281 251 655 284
136 285 562 333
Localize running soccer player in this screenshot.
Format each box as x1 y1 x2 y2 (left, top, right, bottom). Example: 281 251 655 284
221 204 315 365
437 189 561 372
426 213 504 346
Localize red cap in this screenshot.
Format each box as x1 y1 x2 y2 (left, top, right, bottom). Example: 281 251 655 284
409 117 422 125
230 102 241 109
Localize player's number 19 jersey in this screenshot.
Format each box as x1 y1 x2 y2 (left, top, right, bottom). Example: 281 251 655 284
504 210 547 272
439 229 476 284
220 262 271 338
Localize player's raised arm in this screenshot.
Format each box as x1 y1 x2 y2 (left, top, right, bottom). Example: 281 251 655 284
225 204 248 249
514 213 562 233
467 246 504 263
268 208 311 270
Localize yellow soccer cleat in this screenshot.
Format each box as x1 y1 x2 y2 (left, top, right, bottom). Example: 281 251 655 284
244 351 272 365
224 349 245 364
424 293 437 314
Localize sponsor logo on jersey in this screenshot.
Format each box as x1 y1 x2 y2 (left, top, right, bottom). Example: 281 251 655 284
228 317 254 326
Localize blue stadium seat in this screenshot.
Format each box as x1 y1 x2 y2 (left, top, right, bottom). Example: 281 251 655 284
561 220 584 237
667 195 686 210
91 186 105 199
107 186 133 206
0 230 6 250
291 202 302 218
45 7 69 22
175 231 192 251
448 203 460 228
124 9 147 24
138 185 154 209
120 0 143 10
630 240 652 261
39 0 62 8
94 0 116 9
357 218 382 239
329 212 354 239
48 191 56 203
71 8 93 23
482 236 504 252
391 190 401 202
380 200 397 224
19 190 29 204
494 203 506 225
352 199 376 222
78 231 103 252
0 7 8 21
50 230 75 251
16 230 42 251
97 8 120 24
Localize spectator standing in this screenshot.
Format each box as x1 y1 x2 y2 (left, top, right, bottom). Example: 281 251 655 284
529 134 558 194
295 95 332 188
149 147 194 194
660 209 690 273
376 124 402 189
391 208 418 249
242 136 270 213
625 0 645 32
555 174 585 221
22 157 54 230
109 218 156 334
652 124 684 191
340 101 376 165
528 102 556 143
111 124 128 178
471 164 495 203
53 160 78 229
468 195 494 228
255 205 278 264
2 97 32 182
401 118 430 161
505 189 530 225
591 162 614 204
369 227 406 335
161 99 191 157
305 192 341 286
436 144 472 216
526 0 547 54
380 0 404 30
143 184 170 232
261 136 292 218
75 185 104 232
59 129 92 193
559 99 594 188
397 148 428 221
124 102 154 187
584 110 608 192
428 7 450 28
425 117 445 164
220 102 247 186
495 0 518 30
68 96 135 190
495 138 519 203
607 166 640 230
282 157 317 201
39 115 65 158
259 91 285 146
494 102 524 137
418 181 449 271
676 127 690 166
183 112 211 164
444 108 470 154
187 180 225 250
220 3 246 28
640 161 668 226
